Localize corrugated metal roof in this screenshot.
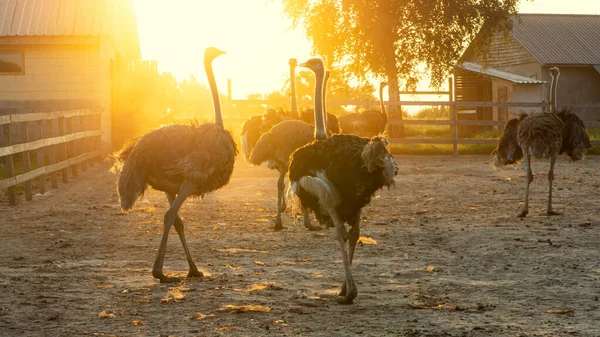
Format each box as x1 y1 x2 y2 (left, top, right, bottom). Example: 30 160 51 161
511 14 600 65
454 62 546 84
0 0 140 60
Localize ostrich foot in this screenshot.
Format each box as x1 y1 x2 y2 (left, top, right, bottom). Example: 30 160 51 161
517 209 528 217
187 268 204 278
274 219 284 231
339 282 347 296
547 210 561 216
305 223 322 231
155 274 181 284
337 288 357 305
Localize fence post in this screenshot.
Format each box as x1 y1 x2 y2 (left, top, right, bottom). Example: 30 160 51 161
2 123 16 205
67 116 78 177
86 112 95 168
79 114 88 171
36 120 45 195
58 117 69 183
48 118 58 188
92 110 102 163
449 78 458 156
20 121 32 201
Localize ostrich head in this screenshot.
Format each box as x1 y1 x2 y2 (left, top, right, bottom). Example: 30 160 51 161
492 113 527 168
299 58 325 72
557 109 592 161
550 67 560 78
289 58 298 67
204 47 226 62
361 136 398 187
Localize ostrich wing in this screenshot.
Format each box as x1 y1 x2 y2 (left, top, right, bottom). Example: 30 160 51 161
164 149 216 184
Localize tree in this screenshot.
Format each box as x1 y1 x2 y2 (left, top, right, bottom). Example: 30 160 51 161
281 0 524 136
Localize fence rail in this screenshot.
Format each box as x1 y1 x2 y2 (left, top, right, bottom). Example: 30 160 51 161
1 109 102 205
180 98 600 154
383 100 600 152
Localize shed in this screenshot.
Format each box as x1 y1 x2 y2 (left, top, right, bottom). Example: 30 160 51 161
0 0 141 153
456 14 600 121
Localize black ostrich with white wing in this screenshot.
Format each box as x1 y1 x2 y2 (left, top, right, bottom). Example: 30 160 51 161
113 47 238 283
288 58 398 304
493 67 591 217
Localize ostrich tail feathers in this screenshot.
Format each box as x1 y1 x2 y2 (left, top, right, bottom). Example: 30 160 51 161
109 137 140 174
285 182 303 216
117 157 148 211
241 131 252 161
241 115 263 162
249 132 273 166
297 171 340 209
530 137 548 159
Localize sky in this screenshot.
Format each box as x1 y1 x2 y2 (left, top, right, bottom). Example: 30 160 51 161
133 0 600 99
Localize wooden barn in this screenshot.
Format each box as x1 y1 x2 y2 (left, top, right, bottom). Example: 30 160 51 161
0 0 141 153
455 14 600 122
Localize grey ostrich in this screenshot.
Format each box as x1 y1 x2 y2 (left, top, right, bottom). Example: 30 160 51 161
248 69 336 231
113 47 238 283
288 58 398 304
493 67 591 217
337 81 388 136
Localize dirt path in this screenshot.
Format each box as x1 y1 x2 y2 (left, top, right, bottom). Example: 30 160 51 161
0 155 599 336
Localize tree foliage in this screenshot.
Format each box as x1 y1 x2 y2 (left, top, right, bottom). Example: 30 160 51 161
281 0 524 90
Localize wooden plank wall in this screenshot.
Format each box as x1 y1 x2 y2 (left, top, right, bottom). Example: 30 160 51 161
0 109 101 205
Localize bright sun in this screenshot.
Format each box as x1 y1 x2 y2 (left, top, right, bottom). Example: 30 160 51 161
134 0 600 100
133 0 312 99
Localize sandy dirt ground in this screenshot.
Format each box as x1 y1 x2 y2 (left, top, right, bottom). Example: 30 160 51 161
0 155 599 336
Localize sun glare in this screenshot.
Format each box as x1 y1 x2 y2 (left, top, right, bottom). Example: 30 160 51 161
134 0 600 99
133 0 312 99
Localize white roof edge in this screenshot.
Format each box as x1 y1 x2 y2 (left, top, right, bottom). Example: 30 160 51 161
453 62 546 84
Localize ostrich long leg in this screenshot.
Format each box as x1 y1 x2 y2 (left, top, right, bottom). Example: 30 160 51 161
166 192 203 278
547 154 561 216
153 181 198 283
275 169 286 231
340 213 361 297
518 152 533 217
303 208 321 231
326 206 357 304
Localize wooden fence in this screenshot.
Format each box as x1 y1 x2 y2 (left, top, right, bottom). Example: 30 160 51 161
0 109 102 205
223 98 600 156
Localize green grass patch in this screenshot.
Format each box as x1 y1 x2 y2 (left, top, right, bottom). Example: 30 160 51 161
389 143 498 156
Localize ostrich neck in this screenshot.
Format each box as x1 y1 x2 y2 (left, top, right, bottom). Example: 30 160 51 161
313 69 326 140
379 84 387 115
550 74 558 113
290 65 299 118
323 72 330 125
205 59 223 127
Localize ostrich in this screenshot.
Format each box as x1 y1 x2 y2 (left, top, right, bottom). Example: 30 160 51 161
337 81 388 136
248 69 337 231
288 58 398 304
113 47 238 283
493 67 591 217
